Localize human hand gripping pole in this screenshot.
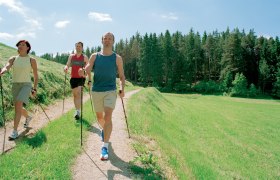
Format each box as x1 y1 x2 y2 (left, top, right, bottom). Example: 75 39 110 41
119 90 130 138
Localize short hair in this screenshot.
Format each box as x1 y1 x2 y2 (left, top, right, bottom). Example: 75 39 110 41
16 40 31 54
102 32 115 42
75 41 83 47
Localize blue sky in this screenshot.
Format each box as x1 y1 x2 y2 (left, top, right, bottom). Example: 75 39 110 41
0 0 279 55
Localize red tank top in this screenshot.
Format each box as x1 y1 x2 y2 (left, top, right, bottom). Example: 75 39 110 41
71 54 85 78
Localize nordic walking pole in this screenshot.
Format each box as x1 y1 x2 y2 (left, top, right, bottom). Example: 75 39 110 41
62 73 66 114
87 85 102 129
80 85 83 146
0 75 7 154
119 90 130 138
34 95 51 122
88 86 95 116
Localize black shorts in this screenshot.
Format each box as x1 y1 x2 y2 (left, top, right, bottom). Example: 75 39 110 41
70 78 85 89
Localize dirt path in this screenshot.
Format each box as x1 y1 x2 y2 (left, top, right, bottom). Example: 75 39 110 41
72 89 140 180
0 94 90 153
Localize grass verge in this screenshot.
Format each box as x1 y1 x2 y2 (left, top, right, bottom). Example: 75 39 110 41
0 100 95 179
128 87 280 179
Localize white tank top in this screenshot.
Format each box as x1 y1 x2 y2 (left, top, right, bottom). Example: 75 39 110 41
12 55 32 83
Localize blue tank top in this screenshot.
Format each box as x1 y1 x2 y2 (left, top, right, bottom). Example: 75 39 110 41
92 52 117 92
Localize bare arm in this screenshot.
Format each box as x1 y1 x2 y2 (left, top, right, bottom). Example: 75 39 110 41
79 53 96 77
64 54 73 73
31 58 38 95
116 55 125 98
0 56 15 75
83 55 92 81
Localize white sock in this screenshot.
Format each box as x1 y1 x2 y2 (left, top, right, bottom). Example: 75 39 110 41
103 142 109 149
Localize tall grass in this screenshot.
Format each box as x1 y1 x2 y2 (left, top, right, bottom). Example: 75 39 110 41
128 88 280 179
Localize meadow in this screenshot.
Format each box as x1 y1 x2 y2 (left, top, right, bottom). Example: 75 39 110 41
128 88 280 179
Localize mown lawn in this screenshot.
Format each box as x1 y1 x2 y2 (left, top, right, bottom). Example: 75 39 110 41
128 88 280 179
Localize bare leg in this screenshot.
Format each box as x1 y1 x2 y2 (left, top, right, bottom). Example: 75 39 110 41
103 107 113 143
72 86 81 110
96 112 105 129
21 107 29 118
14 101 23 131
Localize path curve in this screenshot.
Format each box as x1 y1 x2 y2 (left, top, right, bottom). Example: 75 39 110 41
72 89 140 180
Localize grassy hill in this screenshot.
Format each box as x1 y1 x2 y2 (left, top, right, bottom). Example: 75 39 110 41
0 42 72 125
128 88 280 179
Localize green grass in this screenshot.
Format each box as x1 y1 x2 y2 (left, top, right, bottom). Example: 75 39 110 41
128 88 280 179
0 100 95 179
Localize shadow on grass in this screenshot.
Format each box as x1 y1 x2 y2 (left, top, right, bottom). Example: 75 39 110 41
23 130 47 148
128 155 166 180
74 118 92 131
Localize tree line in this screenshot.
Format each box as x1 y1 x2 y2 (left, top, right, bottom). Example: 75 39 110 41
40 28 280 98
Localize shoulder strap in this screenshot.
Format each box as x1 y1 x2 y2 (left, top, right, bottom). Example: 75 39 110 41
11 56 16 65
11 56 33 66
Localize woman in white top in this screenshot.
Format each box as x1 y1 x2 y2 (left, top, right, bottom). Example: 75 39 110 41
0 40 38 140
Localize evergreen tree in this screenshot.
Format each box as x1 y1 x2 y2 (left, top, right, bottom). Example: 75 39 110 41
221 28 243 80
150 33 164 86
139 33 152 85
241 29 258 86
162 30 174 90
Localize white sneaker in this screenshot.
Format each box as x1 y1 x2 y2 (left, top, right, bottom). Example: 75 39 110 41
24 116 32 128
74 110 80 120
9 130 18 140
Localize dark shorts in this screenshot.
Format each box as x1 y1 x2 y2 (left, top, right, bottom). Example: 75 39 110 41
70 78 85 89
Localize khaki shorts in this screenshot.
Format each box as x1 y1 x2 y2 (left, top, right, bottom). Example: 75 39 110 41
12 82 32 105
92 91 117 112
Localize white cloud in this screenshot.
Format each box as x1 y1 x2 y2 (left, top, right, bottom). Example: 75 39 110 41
16 32 36 39
0 32 14 40
55 20 70 28
88 12 112 22
0 16 2 21
0 0 42 40
25 18 43 30
161 12 178 20
0 0 26 16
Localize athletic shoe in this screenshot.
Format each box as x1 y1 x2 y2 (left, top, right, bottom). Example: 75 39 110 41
101 129 104 142
9 130 18 140
24 116 32 128
74 110 80 120
100 147 109 160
